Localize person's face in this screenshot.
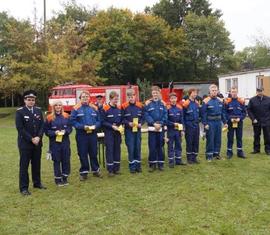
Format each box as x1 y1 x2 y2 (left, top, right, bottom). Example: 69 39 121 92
170 96 177 105
54 102 62 113
257 90 263 96
231 89 238 98
152 90 160 101
110 96 119 106
127 94 136 104
209 87 218 97
190 91 198 100
96 97 103 104
24 97 35 108
80 93 90 104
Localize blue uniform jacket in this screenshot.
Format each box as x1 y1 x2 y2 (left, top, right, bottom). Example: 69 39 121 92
144 99 167 126
101 104 122 130
166 104 184 131
44 113 72 148
201 97 227 125
225 97 246 121
70 103 101 134
15 106 44 149
122 102 144 130
182 99 200 128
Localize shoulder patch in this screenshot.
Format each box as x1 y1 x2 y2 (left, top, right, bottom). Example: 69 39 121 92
63 112 70 119
217 97 224 103
225 98 232 105
135 101 143 109
73 103 82 110
122 102 129 110
89 103 98 111
203 97 211 104
145 99 152 106
103 104 110 112
46 114 54 122
182 99 191 108
176 104 183 110
237 98 245 105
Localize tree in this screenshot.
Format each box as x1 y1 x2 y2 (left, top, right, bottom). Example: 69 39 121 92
85 8 188 84
183 13 235 80
146 0 221 28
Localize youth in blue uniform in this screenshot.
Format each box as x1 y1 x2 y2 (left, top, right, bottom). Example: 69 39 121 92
44 101 72 186
166 92 185 167
15 90 46 196
225 87 246 158
122 89 144 173
201 85 228 161
70 90 102 181
182 89 201 164
144 86 167 171
101 91 122 176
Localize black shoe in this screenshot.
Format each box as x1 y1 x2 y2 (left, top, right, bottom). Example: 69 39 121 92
250 151 260 154
176 161 186 166
148 165 156 173
108 172 115 177
130 169 136 174
33 184 47 190
193 159 200 164
56 181 65 187
93 171 103 178
237 152 246 158
136 168 142 173
80 175 88 181
62 178 69 186
266 152 270 155
227 151 233 159
158 166 164 171
21 190 31 196
113 171 121 175
169 163 174 168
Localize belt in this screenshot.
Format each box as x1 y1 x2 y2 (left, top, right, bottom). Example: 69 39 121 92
207 115 221 120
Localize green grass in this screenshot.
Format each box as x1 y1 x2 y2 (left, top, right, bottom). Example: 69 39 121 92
1 108 270 234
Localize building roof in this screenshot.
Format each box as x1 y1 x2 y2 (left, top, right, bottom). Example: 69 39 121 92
218 67 270 78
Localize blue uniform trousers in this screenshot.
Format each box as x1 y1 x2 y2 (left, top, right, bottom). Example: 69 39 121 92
205 121 222 159
19 146 42 192
148 131 164 168
104 130 121 173
125 129 141 171
76 133 100 176
227 121 243 154
185 125 200 161
167 130 182 165
51 143 71 182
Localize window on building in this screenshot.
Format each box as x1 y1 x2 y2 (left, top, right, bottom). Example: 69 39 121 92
225 79 231 93
232 78 238 88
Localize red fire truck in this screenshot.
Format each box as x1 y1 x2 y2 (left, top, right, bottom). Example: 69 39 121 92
48 84 140 112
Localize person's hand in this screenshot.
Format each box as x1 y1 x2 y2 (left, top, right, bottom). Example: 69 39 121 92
137 123 142 128
89 125 96 130
129 122 134 127
204 125 209 130
181 131 185 137
224 124 228 129
154 123 161 130
84 125 89 131
174 123 178 127
61 130 66 135
55 130 60 135
231 118 235 123
112 125 118 131
253 119 258 124
236 118 240 122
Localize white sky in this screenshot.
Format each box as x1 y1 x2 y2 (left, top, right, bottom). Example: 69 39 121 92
1 0 269 51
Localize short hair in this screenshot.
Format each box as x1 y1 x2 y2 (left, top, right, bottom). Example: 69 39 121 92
209 84 218 90
169 92 177 98
126 89 135 97
188 88 198 96
79 90 90 99
109 91 119 99
231 86 238 91
151 86 161 92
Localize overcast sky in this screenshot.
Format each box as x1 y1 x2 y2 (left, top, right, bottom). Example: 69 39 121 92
1 0 269 51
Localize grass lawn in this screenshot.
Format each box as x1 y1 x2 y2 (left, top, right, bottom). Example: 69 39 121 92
1 107 270 235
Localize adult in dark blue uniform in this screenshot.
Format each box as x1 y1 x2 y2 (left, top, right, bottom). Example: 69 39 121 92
224 87 246 158
144 86 167 172
182 88 201 164
95 95 104 111
70 90 102 181
44 101 72 186
15 90 46 196
166 92 185 167
201 84 228 162
122 89 144 173
101 91 122 176
247 88 270 155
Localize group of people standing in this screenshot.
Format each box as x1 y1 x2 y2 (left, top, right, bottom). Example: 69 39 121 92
15 84 270 196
